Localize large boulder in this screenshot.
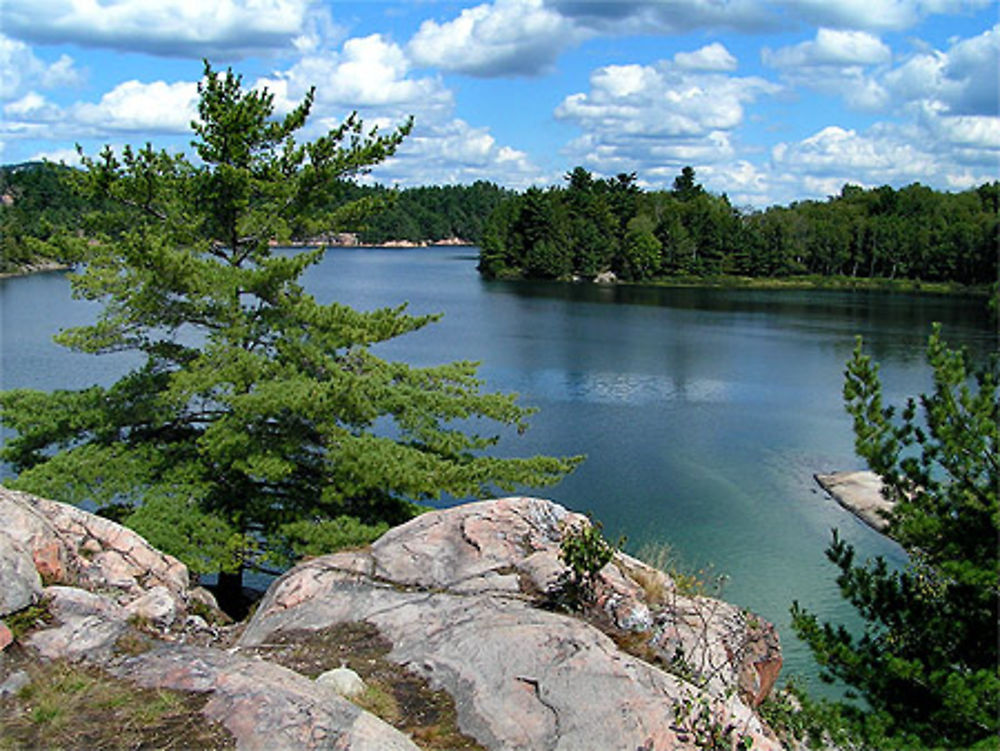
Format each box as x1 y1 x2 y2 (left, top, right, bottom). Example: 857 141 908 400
0 532 42 617
0 487 188 602
240 497 783 750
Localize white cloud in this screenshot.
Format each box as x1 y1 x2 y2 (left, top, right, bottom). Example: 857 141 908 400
4 92 59 119
764 25 1000 117
555 59 779 177
255 34 453 128
883 24 999 117
763 28 891 67
761 29 892 110
373 118 546 188
769 120 997 201
558 63 778 136
251 33 545 188
407 0 584 77
0 34 82 100
673 43 738 72
72 80 199 133
1 0 319 58
776 0 993 31
29 146 83 166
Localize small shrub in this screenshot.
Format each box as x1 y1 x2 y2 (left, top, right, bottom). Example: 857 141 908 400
549 515 622 611
671 692 754 751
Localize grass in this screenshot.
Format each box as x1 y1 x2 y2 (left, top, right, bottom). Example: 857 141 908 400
4 602 54 641
243 622 486 751
620 273 991 297
633 540 724 598
0 646 234 750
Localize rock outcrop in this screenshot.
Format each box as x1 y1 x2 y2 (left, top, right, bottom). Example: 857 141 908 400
240 497 783 750
1 488 783 750
815 470 894 533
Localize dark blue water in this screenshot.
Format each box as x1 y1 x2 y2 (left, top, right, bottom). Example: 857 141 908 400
1 248 995 689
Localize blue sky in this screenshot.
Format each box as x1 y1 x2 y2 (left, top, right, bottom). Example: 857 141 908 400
2 0 997 207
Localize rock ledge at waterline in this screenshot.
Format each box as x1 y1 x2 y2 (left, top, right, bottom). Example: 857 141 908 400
815 470 895 533
0 487 783 750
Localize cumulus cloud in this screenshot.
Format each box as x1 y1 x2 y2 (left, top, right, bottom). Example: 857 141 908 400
252 34 456 154
763 28 891 67
0 34 82 100
764 25 1000 118
252 33 546 188
259 34 452 118
1 0 319 58
72 80 199 133
407 0 582 77
883 24 999 116
769 120 998 201
673 43 738 71
558 63 778 136
372 119 547 188
555 57 779 177
762 29 892 110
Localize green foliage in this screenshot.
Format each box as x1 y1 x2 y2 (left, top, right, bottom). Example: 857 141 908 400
0 162 88 272
791 325 999 749
277 515 390 563
4 601 53 641
670 692 754 750
553 516 620 609
479 166 999 288
0 61 580 597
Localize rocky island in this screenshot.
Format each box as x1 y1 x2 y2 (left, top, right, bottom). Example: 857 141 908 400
1 487 784 749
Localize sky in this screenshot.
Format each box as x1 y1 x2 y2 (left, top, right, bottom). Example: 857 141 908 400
1 0 998 207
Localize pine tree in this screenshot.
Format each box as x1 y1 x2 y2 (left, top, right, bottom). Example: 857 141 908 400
0 62 580 611
791 325 998 748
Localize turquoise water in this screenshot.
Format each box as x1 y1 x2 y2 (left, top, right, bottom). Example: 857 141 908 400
2 248 995 689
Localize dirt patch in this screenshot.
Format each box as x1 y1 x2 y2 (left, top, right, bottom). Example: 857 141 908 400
0 645 235 750
245 622 485 751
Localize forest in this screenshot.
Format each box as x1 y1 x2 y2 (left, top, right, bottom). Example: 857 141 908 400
0 162 508 272
3 161 997 289
478 167 999 288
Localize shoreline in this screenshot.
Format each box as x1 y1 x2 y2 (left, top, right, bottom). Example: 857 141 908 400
273 235 473 250
0 260 71 280
491 269 991 298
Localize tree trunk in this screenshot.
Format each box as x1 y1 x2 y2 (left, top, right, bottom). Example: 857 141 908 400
214 568 247 620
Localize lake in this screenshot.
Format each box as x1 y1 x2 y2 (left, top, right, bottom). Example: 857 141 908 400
1 246 995 689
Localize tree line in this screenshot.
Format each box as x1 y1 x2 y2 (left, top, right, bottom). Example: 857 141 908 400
1 162 509 273
324 180 512 245
6 160 996 288
478 166 999 287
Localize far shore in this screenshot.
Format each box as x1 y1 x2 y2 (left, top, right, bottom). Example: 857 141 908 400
0 260 71 280
273 235 473 249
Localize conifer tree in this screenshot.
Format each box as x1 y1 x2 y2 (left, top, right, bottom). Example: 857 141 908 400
791 325 998 748
0 63 579 609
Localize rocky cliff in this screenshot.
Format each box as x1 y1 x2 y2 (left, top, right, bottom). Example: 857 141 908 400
0 487 784 750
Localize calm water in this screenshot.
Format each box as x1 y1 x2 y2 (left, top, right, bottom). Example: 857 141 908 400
1 248 995 688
